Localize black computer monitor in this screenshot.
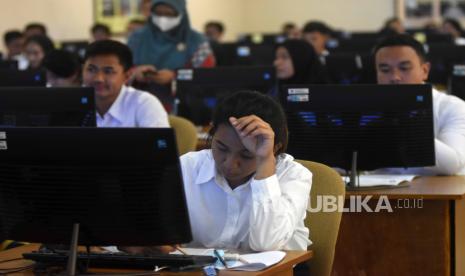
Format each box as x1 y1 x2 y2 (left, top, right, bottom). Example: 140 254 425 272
280 84 435 171
211 42 275 66
61 40 89 59
449 64 465 101
0 60 18 70
324 53 364 84
0 87 96 127
176 66 276 125
0 68 46 87
0 127 190 246
427 43 465 85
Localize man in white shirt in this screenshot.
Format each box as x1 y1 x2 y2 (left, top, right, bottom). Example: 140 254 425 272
82 40 169 127
374 34 465 175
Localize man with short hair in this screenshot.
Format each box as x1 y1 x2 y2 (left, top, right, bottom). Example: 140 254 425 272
374 34 465 175
302 21 332 58
204 21 224 43
3 30 23 60
82 40 169 127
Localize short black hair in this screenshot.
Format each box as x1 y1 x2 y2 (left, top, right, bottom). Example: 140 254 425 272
372 34 427 62
42 49 81 78
210 91 288 155
444 18 463 34
91 23 111 35
25 35 55 54
84 40 133 71
205 21 224 33
3 30 22 45
24 23 47 35
303 21 332 35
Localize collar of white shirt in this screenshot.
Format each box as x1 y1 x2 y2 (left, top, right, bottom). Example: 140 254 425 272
193 151 217 185
97 85 128 123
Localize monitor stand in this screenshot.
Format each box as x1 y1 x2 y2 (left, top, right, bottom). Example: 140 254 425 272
64 223 79 276
346 151 360 190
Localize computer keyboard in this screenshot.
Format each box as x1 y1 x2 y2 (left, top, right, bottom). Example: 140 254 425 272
23 250 217 270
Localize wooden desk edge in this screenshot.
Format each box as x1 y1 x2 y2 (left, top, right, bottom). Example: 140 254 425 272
0 244 313 276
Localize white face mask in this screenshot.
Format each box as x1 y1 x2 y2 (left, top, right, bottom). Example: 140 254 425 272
152 14 182 32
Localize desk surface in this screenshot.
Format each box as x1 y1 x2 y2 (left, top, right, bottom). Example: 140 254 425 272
346 175 465 199
0 244 312 276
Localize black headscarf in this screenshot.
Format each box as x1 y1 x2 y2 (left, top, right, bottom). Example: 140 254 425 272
277 39 328 84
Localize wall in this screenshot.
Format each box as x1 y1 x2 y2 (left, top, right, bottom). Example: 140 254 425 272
242 0 396 34
0 0 395 53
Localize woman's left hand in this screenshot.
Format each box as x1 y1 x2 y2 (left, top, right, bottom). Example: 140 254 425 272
229 115 276 179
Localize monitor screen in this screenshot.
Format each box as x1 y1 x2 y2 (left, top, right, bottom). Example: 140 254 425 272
427 44 465 85
0 68 46 87
61 40 89 59
211 43 275 66
0 87 96 127
176 66 276 125
280 84 435 171
0 60 18 70
0 127 191 246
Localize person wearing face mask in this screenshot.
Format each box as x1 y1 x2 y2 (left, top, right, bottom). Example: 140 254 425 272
128 0 215 111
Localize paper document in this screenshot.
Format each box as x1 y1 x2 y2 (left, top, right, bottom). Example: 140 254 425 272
342 174 416 187
171 248 286 271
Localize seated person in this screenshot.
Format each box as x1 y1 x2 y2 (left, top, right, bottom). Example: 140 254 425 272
274 39 329 89
91 23 111 41
42 49 81 87
204 21 225 43
123 90 312 254
302 21 332 61
24 35 55 70
373 34 465 175
281 22 301 39
379 17 405 36
3 30 23 61
23 22 47 39
82 40 169 127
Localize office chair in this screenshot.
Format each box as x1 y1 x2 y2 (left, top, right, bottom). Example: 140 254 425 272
168 115 198 155
296 160 345 276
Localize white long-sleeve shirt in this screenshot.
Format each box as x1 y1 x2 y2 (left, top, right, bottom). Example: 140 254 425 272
180 149 312 252
375 88 465 175
96 85 169 128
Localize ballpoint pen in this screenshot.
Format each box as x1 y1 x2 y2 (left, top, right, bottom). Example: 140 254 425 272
213 249 229 269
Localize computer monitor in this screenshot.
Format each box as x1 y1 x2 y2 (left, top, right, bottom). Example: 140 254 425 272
61 40 89 59
0 68 46 87
280 84 435 171
211 42 275 66
175 66 276 125
0 87 96 127
324 53 364 84
0 127 190 246
427 44 465 85
0 60 18 70
449 64 465 101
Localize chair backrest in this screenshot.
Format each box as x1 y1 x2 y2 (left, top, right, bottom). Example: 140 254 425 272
168 115 198 155
296 160 345 276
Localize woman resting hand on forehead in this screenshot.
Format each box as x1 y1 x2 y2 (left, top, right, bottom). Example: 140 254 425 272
121 90 312 255
179 90 312 252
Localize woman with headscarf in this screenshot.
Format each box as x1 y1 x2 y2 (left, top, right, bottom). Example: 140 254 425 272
128 0 215 109
23 35 54 70
273 39 328 88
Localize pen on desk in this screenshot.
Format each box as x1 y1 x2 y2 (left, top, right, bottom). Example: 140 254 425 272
175 246 188 255
213 249 229 269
